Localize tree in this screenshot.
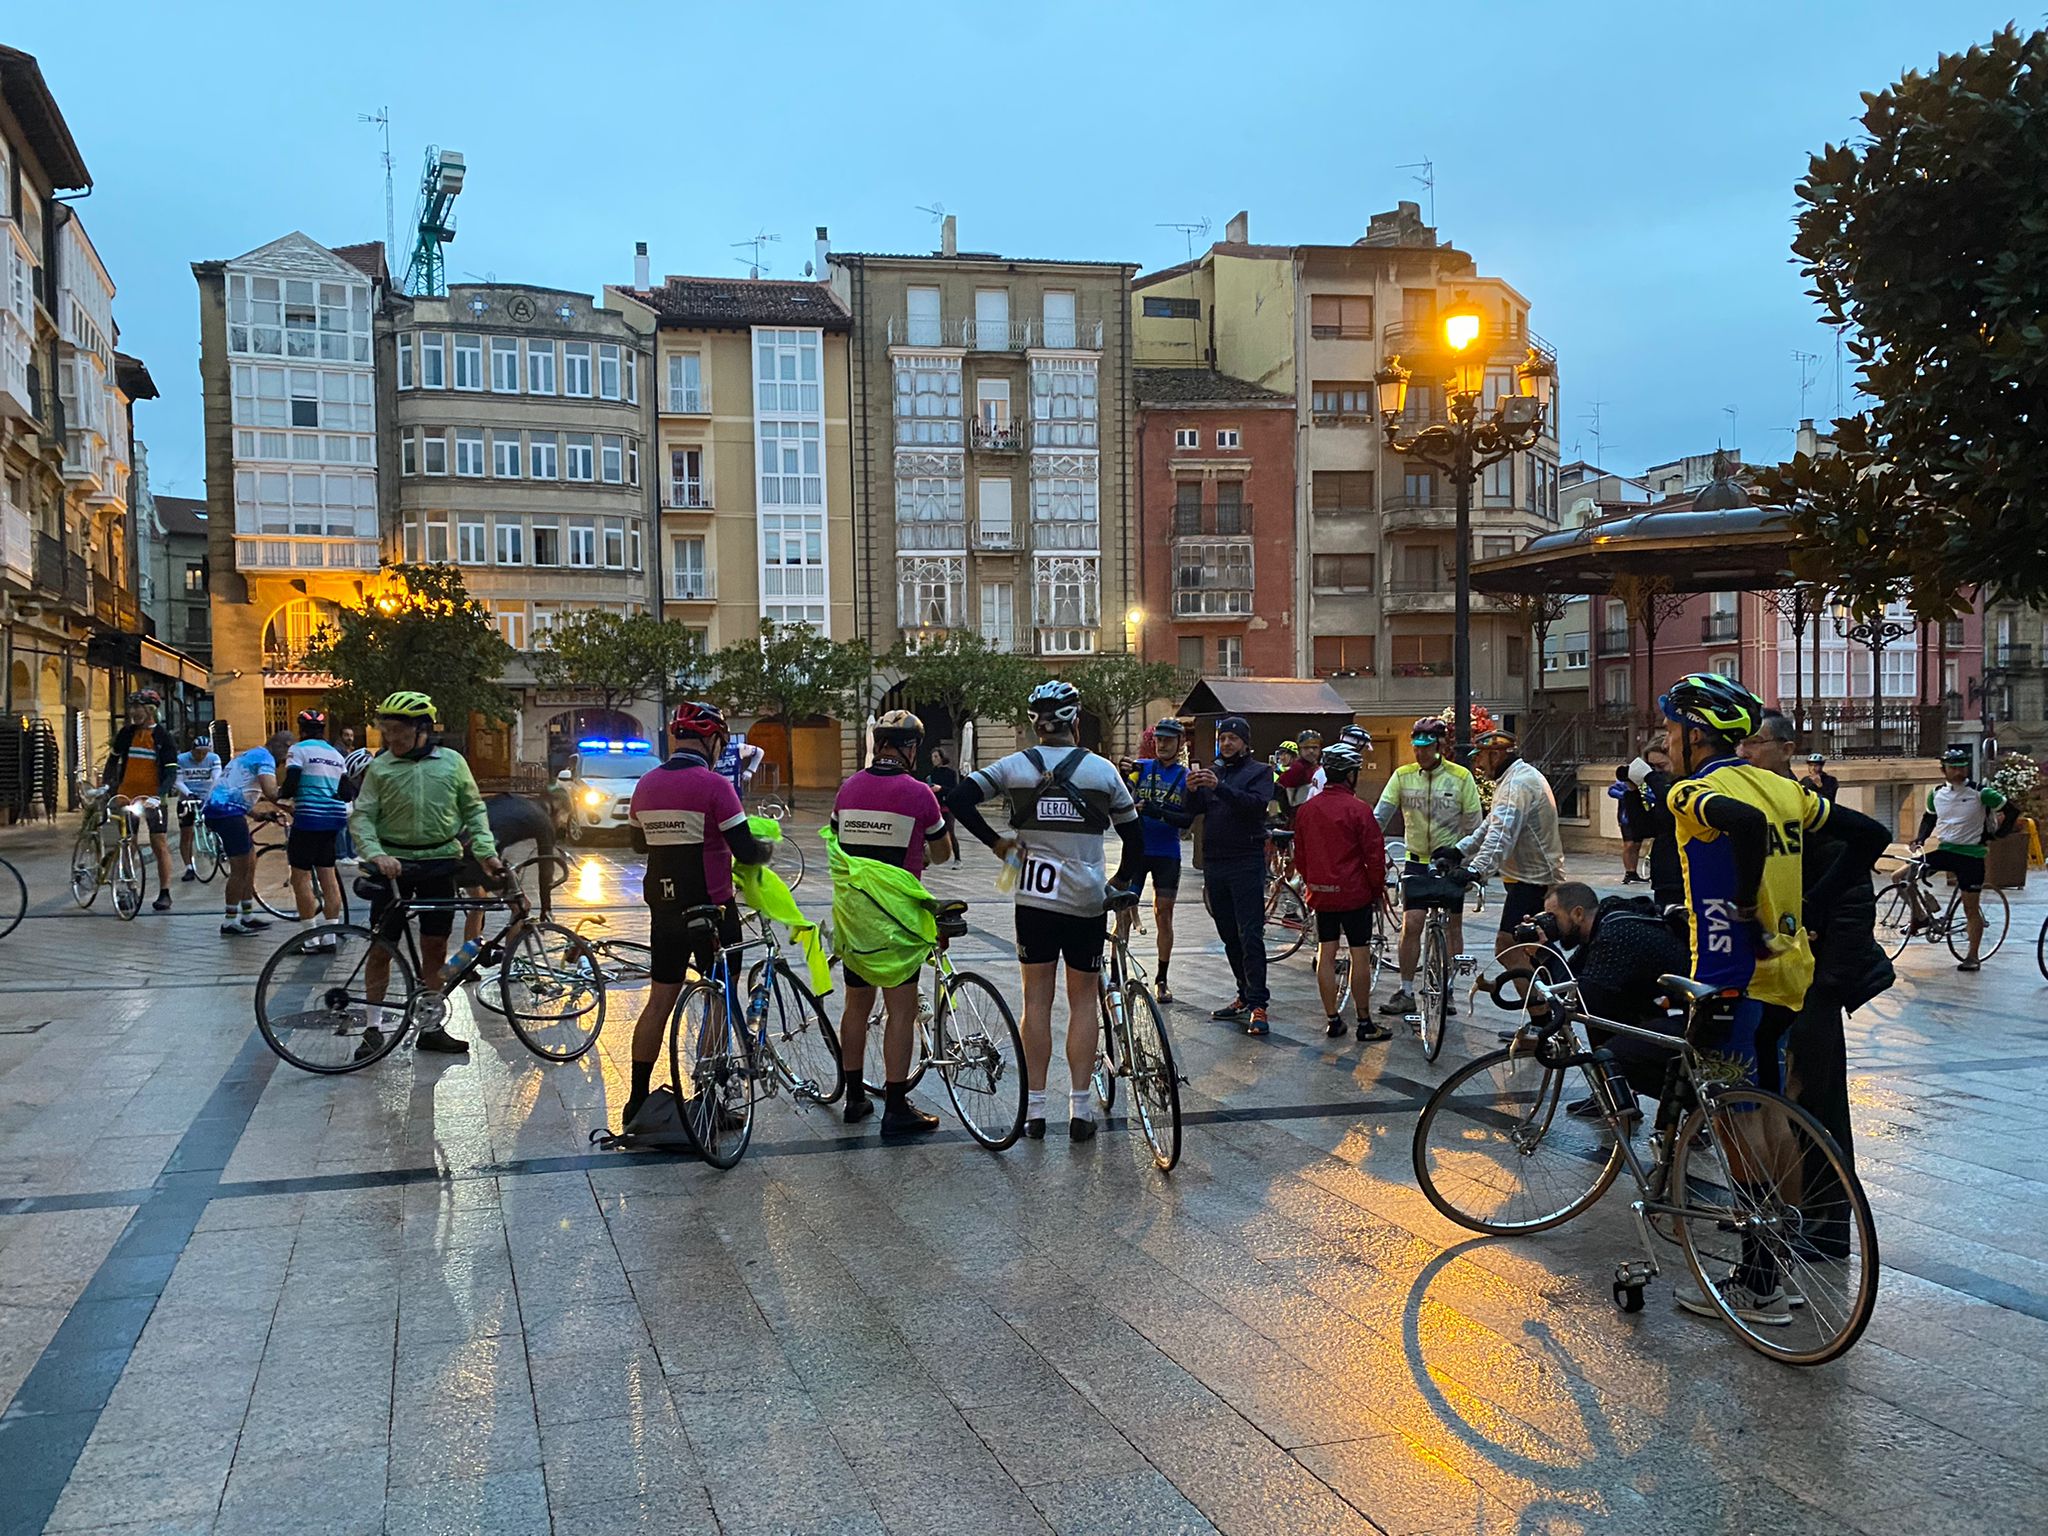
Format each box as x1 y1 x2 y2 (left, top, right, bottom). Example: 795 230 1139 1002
702 619 872 804
1784 24 2048 600
886 633 1034 740
533 610 696 721
1069 653 1190 752
1500 592 1566 708
302 563 515 737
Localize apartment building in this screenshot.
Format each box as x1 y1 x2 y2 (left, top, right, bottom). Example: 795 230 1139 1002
1132 367 1295 680
1132 205 1561 732
383 282 655 776
139 489 212 667
829 221 1137 720
612 259 856 787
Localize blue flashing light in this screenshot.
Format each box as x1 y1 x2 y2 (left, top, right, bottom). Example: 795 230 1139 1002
577 737 654 753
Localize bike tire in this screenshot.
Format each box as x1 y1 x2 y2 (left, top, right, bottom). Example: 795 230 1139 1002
1419 922 1451 1061
251 842 297 920
1092 985 1120 1117
0 856 24 939
1264 881 1308 962
935 970 1026 1149
70 834 101 909
668 979 754 1169
1411 1045 1624 1234
499 921 607 1061
2037 914 2048 982
113 837 146 921
1121 983 1183 1171
193 820 226 883
769 834 806 893
1943 885 2008 962
254 922 415 1074
750 959 841 1105
1873 884 1916 960
1671 1083 1879 1367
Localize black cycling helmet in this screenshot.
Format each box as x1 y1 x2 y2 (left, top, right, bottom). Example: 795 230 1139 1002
1320 743 1363 778
1658 672 1763 743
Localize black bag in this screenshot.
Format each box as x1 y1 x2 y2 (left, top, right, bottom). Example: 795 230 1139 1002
588 1087 699 1153
1011 746 1112 834
1401 870 1468 910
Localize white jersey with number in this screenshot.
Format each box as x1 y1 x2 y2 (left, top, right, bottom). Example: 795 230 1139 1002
966 746 1137 917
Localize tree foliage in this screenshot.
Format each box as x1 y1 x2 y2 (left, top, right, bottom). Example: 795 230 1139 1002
702 619 872 728
1068 653 1190 747
533 610 696 719
886 633 1034 736
1781 24 2048 600
303 563 515 735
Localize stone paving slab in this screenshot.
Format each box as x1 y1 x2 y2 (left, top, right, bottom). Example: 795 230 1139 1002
4 819 2048 1533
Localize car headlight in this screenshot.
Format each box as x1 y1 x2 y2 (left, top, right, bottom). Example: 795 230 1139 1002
582 788 605 808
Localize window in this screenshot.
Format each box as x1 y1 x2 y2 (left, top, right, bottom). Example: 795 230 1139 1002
1309 294 1374 338
454 429 486 477
594 344 622 400
568 523 596 567
1030 359 1098 448
1173 482 1202 536
401 433 417 476
457 520 486 564
668 353 703 412
1311 553 1374 592
1214 482 1246 535
627 443 639 487
1482 367 1515 413
893 361 963 445
1710 652 1739 683
755 329 822 414
1178 635 1204 671
419 333 445 389
289 372 319 427
906 286 942 346
1602 664 1633 707
899 555 967 628
980 581 1016 651
671 447 705 507
1041 290 1077 348
397 336 414 390
453 334 483 390
1174 428 1199 450
1480 535 1516 560
758 420 822 506
1393 633 1454 678
1482 457 1513 502
973 288 1010 348
1313 634 1375 677
598 435 624 483
1399 544 1439 588
421 432 448 476
1142 296 1200 320
492 433 522 478
976 476 1013 543
565 434 594 481
490 337 520 392
1031 476 1099 547
531 523 560 566
1216 428 1241 450
527 340 555 394
186 605 210 641
1033 553 1099 631
1218 636 1244 674
495 521 524 565
530 606 556 647
183 562 207 595
1508 636 1527 677
1311 470 1374 514
672 537 709 598
603 521 626 568
1311 382 1373 417
761 510 828 628
401 522 418 562
629 523 642 569
626 353 637 405
563 342 593 397
529 435 558 479
496 607 526 651
421 518 449 563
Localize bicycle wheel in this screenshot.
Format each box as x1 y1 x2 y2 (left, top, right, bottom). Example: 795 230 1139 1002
1873 883 1916 960
1944 886 2008 962
1121 983 1183 1172
1264 881 1308 962
498 922 607 1061
1092 987 1120 1117
852 973 931 1096
252 842 299 920
113 836 146 921
1412 1045 1624 1234
0 856 24 939
667 980 753 1169
70 834 101 909
254 923 415 1073
2038 914 2048 982
193 819 225 883
935 969 1025 1149
1418 921 1451 1061
752 959 840 1105
1670 1083 1879 1366
769 834 805 893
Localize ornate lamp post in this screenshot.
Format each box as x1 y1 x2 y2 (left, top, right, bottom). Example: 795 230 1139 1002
1832 598 1912 743
1378 307 1555 759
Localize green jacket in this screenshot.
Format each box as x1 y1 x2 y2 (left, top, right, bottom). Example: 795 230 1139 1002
819 824 938 990
349 747 495 862
731 817 832 996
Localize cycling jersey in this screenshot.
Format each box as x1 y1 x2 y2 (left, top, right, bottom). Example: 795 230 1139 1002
832 764 946 878
205 746 277 817
1126 758 1192 860
965 746 1137 916
630 750 748 907
715 738 766 798
349 746 496 863
1667 758 1832 1010
283 739 350 831
105 723 176 800
1374 761 1482 862
1924 780 2005 856
175 750 222 800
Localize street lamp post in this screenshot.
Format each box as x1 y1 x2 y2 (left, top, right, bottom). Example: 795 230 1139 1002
1377 307 1554 760
1832 599 1912 748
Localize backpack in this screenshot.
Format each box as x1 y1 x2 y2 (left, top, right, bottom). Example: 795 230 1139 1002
588 1087 698 1154
1010 746 1112 834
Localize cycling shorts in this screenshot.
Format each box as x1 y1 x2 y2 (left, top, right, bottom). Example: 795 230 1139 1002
1126 854 1182 900
1315 905 1377 947
1690 996 1795 1098
1924 848 1986 893
1015 906 1108 972
204 811 253 858
1496 879 1550 935
648 901 741 986
369 861 460 941
287 827 340 871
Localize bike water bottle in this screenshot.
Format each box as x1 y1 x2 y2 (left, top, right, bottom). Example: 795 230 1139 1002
449 938 483 974
996 847 1024 893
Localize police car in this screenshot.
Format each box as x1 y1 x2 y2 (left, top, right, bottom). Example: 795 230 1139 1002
556 738 659 843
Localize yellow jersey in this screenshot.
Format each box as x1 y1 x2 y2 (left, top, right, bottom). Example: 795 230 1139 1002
1666 758 1832 1010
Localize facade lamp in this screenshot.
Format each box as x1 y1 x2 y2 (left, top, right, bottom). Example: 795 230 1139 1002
1373 360 1411 421
1442 306 1486 399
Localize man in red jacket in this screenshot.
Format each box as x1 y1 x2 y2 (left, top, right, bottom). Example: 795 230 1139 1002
1292 743 1391 1042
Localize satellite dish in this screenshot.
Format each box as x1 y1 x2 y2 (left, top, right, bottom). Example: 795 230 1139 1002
803 260 815 277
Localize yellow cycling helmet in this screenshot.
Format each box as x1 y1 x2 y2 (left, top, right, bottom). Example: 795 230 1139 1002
376 690 437 720
1278 739 1299 754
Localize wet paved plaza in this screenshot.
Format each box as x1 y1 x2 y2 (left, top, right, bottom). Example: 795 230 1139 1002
2 817 2046 1535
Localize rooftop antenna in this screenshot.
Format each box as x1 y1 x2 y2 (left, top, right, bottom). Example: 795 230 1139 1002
732 231 779 280
1722 403 1739 449
1580 399 1608 468
1155 217 1212 263
357 107 394 274
1792 350 1820 419
916 201 946 225
1834 326 1847 417
1396 157 1436 226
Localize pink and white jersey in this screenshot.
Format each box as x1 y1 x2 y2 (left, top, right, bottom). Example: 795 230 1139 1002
629 754 747 906
832 766 947 878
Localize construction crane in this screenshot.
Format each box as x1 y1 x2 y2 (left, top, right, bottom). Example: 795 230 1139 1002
404 146 466 296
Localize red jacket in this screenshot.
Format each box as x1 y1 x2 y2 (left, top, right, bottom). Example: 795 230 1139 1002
1292 782 1387 911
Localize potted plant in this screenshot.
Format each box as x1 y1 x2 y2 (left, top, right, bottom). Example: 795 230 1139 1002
1984 752 2040 890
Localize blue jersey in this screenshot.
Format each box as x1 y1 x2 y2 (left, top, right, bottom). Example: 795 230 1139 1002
1127 758 1190 860
285 739 350 830
205 747 276 817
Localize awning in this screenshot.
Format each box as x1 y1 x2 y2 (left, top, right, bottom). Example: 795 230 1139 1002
1472 504 1798 595
141 639 208 691
1177 676 1355 717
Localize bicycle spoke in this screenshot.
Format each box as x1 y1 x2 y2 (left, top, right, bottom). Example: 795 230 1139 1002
255 925 412 1073
936 971 1024 1149
499 922 606 1061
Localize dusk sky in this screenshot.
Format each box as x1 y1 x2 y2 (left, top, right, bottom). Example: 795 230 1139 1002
10 1 2020 499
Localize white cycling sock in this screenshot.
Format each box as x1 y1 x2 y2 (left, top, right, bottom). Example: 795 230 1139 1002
1027 1089 1047 1122
1069 1088 1092 1122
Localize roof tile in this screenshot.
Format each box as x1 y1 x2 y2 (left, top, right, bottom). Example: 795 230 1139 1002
1135 367 1291 405
626 278 851 331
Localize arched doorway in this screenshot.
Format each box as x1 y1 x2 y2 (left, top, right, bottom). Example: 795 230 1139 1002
544 707 643 777
875 683 956 773
263 598 342 671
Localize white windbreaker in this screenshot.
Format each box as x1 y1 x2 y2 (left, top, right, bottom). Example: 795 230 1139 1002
1458 757 1565 885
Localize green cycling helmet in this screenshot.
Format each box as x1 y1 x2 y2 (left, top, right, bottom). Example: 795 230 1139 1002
377 690 438 720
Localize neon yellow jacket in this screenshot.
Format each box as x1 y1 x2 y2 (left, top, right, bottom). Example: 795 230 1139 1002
818 824 939 989
729 816 832 996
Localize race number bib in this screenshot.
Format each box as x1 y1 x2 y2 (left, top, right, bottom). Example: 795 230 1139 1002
1019 850 1064 901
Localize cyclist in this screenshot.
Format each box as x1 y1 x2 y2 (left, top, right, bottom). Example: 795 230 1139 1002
280 709 349 951
1659 671 1887 1324
1374 718 1482 1016
1291 743 1391 1043
174 731 221 882
619 702 771 1129
1187 714 1279 1035
1799 752 1839 802
349 692 504 1056
1118 718 1194 1004
830 709 953 1134
717 729 768 803
101 689 180 911
1451 728 1564 969
1274 729 1325 817
947 679 1143 1141
202 730 291 935
1909 744 2007 971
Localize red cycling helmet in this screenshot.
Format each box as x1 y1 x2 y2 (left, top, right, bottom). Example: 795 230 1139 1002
1411 717 1450 743
298 709 327 729
669 700 727 742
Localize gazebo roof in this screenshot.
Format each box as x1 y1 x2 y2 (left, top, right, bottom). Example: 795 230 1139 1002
1472 503 1796 596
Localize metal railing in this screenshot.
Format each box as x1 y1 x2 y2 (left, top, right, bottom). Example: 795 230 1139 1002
964 319 1032 351
233 535 382 572
1596 626 1632 652
1171 505 1251 538
665 388 707 413
1989 642 2036 669
671 571 715 600
887 315 1105 350
1390 659 1454 678
666 482 710 509
972 520 1015 550
970 420 1022 451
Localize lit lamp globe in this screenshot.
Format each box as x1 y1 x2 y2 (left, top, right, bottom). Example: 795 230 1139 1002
1373 359 1411 422
1441 307 1487 399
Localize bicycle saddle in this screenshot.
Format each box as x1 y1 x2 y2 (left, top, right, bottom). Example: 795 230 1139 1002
1103 887 1141 912
1656 974 1729 1004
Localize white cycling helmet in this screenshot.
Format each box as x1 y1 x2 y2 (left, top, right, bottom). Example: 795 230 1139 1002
344 748 374 777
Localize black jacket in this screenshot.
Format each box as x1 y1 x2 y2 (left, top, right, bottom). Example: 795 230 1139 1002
1804 822 1894 1015
1188 755 1276 864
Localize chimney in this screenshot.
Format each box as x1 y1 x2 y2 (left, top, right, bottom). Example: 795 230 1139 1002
940 214 957 258
1796 418 1817 457
1224 210 1248 244
633 241 649 289
814 226 830 278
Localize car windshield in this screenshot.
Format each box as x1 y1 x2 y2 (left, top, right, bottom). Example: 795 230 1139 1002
578 752 658 780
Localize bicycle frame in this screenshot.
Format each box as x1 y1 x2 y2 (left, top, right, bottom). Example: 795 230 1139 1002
363 879 533 999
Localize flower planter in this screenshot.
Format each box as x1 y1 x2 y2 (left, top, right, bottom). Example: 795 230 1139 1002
1986 827 2028 890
